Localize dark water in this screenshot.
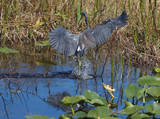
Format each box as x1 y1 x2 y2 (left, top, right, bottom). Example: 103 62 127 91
0 56 153 119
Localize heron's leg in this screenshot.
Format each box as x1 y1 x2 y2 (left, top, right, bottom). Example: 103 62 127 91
78 59 81 75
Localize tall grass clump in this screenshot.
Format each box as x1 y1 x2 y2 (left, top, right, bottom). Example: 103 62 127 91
0 0 159 66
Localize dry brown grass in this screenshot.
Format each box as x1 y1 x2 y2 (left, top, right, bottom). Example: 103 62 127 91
0 0 160 67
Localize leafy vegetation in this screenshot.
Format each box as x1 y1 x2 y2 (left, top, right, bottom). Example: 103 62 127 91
123 76 160 118
26 75 160 119
0 47 19 53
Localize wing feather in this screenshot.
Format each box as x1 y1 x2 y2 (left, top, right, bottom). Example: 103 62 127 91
91 11 128 45
49 26 79 56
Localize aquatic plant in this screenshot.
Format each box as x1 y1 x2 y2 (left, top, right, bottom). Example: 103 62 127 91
122 76 160 118
25 75 160 119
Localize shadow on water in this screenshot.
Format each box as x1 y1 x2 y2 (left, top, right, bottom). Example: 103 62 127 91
0 55 153 119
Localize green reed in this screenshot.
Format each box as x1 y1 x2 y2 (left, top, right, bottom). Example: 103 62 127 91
0 0 159 66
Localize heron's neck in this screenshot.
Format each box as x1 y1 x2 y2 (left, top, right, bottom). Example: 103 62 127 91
84 15 90 30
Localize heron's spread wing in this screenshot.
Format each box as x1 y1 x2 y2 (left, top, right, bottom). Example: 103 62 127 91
49 26 79 56
91 25 113 45
91 11 128 45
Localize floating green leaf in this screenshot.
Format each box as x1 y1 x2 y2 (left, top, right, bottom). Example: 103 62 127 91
147 87 160 97
84 90 100 100
124 84 140 99
87 106 111 118
90 99 105 106
145 102 160 116
145 104 153 113
84 90 108 107
137 76 160 86
96 106 111 118
137 88 145 99
123 100 133 107
35 40 50 46
75 111 87 119
60 95 86 106
121 105 144 115
153 101 160 116
97 97 108 107
25 115 49 119
0 47 19 53
131 113 151 119
87 109 97 118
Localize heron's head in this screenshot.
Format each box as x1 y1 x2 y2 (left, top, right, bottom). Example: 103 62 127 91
81 11 86 16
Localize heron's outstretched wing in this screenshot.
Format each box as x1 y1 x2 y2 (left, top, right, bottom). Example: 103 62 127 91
49 26 79 56
91 11 128 45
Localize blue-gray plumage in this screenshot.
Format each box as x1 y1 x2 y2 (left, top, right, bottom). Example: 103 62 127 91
91 11 128 45
49 11 128 57
49 27 80 56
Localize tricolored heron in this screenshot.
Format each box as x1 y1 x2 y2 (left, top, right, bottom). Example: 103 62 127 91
49 11 128 76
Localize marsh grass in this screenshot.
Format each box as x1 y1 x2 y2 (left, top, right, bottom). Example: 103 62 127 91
0 0 160 67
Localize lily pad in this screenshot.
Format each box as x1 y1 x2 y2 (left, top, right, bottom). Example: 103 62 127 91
96 106 111 118
87 109 97 118
84 90 108 107
0 47 19 53
121 105 144 115
60 95 86 106
124 84 140 99
137 88 145 99
123 100 133 107
145 102 160 116
153 101 160 116
75 111 87 119
84 90 100 100
87 106 111 118
90 99 105 106
137 76 160 86
145 104 153 113
147 87 160 97
131 113 151 119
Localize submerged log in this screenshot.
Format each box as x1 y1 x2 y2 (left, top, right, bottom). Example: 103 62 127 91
0 71 73 79
0 58 97 79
